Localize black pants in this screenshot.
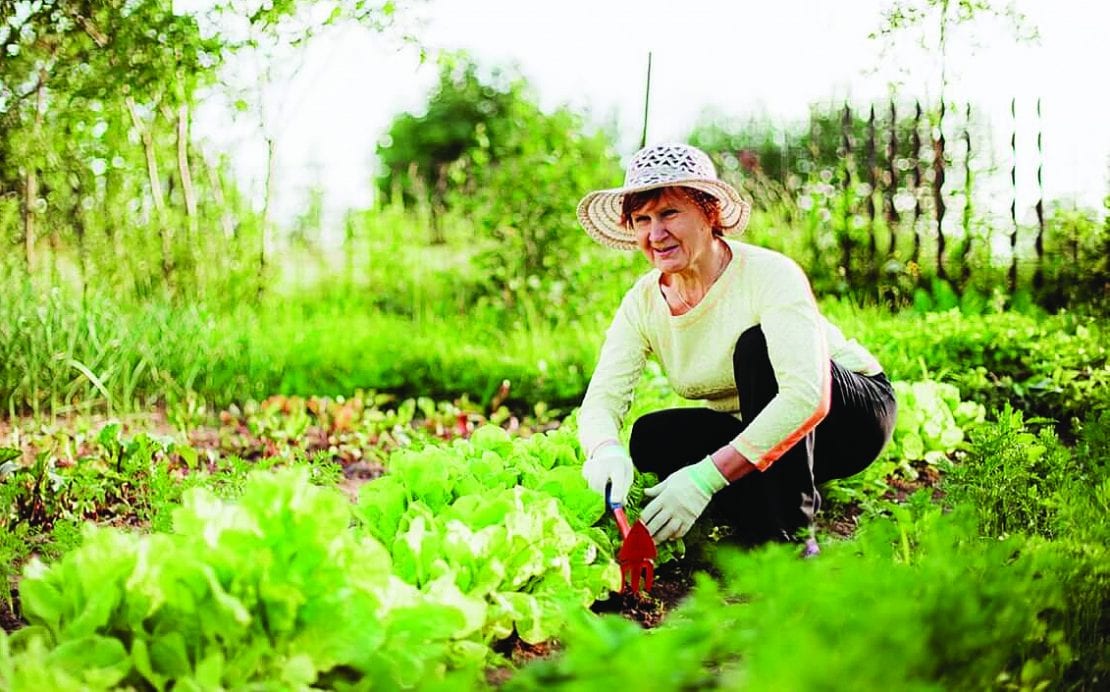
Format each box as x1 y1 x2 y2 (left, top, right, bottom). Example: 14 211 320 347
629 326 897 544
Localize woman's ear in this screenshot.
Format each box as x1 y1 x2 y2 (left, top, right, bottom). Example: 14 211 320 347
709 207 723 233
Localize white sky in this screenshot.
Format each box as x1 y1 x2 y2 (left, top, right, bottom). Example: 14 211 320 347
192 0 1110 231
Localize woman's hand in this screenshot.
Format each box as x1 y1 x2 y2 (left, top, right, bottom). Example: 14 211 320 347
642 456 728 542
582 444 635 505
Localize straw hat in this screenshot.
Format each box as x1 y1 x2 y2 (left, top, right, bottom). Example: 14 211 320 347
577 142 752 251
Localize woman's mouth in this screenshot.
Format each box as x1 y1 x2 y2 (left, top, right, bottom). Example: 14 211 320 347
654 244 679 259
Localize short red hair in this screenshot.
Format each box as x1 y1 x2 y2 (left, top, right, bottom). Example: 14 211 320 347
620 186 723 234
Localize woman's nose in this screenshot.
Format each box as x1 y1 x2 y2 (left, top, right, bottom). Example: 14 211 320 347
648 219 669 241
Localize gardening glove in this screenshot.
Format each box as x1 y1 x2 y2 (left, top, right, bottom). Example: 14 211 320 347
582 444 635 505
642 456 728 542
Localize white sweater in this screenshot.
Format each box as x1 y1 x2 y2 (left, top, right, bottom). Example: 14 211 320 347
578 240 882 471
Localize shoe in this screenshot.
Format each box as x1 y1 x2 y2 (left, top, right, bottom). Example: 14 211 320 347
801 537 820 559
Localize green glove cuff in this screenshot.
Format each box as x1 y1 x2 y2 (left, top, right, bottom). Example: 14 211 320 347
690 456 729 496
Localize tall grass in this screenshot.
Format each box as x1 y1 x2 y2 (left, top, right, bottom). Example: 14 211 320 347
0 281 605 419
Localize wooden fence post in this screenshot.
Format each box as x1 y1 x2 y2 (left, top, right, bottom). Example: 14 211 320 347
960 103 973 287
866 104 878 277
932 100 948 282
1033 97 1045 290
1009 97 1019 291
840 102 854 283
911 100 924 267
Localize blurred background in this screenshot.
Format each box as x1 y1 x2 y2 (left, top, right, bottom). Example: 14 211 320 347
1 0 1107 416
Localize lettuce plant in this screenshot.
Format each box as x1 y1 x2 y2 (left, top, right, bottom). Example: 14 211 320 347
356 425 621 646
2 469 495 689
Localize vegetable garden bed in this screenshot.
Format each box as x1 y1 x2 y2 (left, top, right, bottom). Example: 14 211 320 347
1 374 1106 688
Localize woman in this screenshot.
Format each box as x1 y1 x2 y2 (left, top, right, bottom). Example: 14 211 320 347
576 143 896 552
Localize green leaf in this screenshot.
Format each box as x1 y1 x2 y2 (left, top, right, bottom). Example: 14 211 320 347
902 432 926 461
130 637 168 691
423 574 487 638
280 653 316 687
469 424 512 455
18 575 65 631
173 443 199 471
358 475 408 544
150 630 193 680
97 423 122 448
48 636 130 688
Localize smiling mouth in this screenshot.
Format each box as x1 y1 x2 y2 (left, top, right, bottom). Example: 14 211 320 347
654 245 679 257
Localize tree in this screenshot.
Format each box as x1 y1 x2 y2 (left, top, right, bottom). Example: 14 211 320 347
0 0 222 286
376 53 623 308
208 0 408 286
376 53 522 244
0 0 411 299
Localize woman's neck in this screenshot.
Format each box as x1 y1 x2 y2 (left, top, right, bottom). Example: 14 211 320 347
666 239 731 300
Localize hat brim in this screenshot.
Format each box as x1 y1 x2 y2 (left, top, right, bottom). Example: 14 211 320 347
577 178 752 251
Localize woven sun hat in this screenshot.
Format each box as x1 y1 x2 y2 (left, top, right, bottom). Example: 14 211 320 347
577 142 752 251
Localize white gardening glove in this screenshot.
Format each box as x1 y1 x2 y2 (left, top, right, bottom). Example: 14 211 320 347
642 456 728 542
581 444 635 505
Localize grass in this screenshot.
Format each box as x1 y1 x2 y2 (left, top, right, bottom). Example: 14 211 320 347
0 283 607 419
6 272 1105 433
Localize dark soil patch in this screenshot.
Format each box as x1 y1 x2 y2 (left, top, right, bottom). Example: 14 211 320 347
590 557 702 628
1 583 23 634
816 499 866 540
487 635 562 686
885 464 945 501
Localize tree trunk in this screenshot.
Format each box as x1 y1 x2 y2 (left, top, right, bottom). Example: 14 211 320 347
866 104 878 277
204 156 235 239
22 73 48 274
431 164 448 245
175 103 198 236
259 136 277 295
127 96 173 285
1033 98 1045 291
71 175 88 302
885 100 900 259
959 104 974 287
934 2 950 284
1009 98 1018 292
22 168 37 274
839 103 854 283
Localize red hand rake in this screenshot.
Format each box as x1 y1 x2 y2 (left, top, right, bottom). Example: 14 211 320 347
607 491 657 594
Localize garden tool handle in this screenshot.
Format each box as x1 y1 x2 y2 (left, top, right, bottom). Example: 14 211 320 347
605 485 632 538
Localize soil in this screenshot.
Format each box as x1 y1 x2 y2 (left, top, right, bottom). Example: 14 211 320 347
1 583 23 634
590 557 702 628
338 460 387 501
486 635 562 686
885 463 945 501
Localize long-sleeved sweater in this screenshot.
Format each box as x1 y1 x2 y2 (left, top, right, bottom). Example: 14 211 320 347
578 239 883 471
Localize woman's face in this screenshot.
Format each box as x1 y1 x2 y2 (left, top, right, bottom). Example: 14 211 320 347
631 188 717 275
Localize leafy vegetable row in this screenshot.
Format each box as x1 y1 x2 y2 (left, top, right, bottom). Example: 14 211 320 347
0 427 622 689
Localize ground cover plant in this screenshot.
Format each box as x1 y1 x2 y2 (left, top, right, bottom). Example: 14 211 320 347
0 362 984 590
4 357 1106 688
